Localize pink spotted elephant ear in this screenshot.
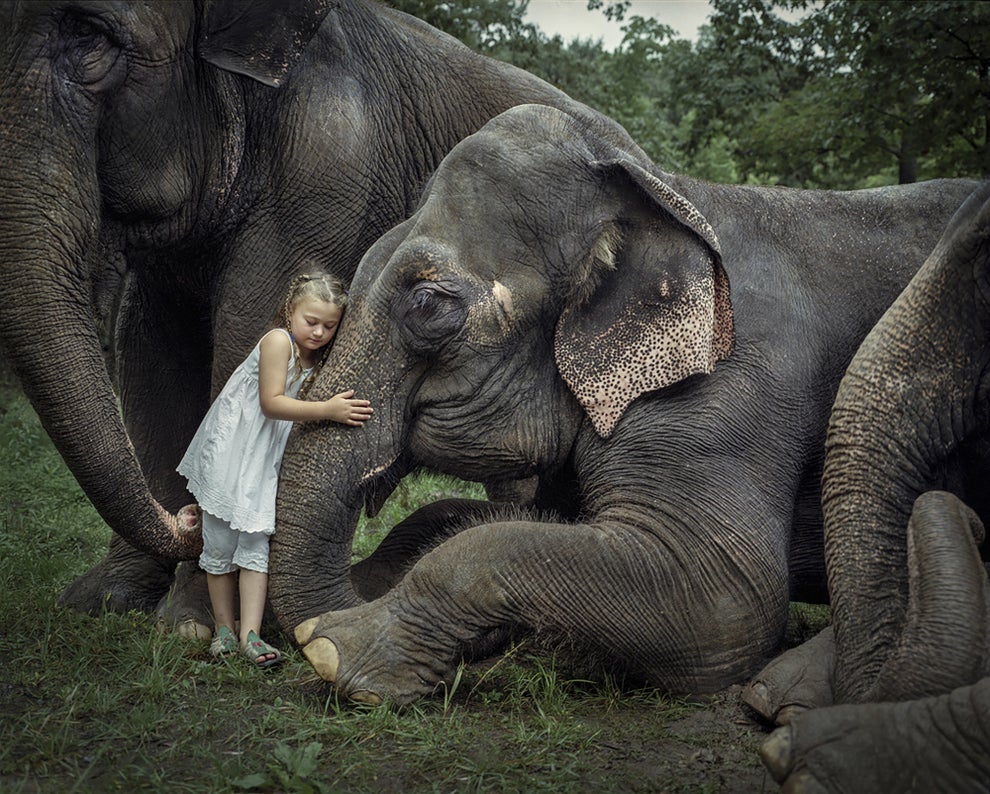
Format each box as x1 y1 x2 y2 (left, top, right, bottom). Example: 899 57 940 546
554 159 734 438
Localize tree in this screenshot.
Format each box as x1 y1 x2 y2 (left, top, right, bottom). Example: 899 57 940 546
707 0 990 186
385 0 537 51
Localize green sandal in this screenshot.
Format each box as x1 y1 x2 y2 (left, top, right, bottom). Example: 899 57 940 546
210 625 238 658
242 630 283 668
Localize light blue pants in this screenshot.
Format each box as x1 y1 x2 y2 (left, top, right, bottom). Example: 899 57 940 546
198 511 271 574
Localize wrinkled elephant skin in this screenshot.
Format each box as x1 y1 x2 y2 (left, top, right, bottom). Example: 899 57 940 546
754 182 990 791
761 678 990 793
0 0 613 628
269 103 980 705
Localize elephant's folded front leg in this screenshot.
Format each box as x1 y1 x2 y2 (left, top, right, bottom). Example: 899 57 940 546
295 518 788 704
296 590 469 705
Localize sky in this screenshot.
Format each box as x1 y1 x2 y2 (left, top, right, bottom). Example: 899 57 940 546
525 0 714 49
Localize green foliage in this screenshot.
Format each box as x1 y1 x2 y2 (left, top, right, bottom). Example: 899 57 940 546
232 740 333 792
386 0 988 188
706 0 990 186
386 0 538 51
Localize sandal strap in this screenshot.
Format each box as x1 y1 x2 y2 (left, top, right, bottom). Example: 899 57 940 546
210 625 238 656
243 630 281 663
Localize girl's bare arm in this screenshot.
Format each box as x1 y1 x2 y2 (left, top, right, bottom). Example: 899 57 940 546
258 331 372 425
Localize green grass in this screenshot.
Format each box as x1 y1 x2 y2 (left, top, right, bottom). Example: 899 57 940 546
0 366 809 792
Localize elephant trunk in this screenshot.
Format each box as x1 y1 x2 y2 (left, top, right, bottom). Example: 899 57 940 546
873 491 990 701
824 196 990 703
268 298 409 630
0 101 197 560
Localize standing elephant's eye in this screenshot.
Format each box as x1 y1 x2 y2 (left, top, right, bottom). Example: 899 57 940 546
397 281 467 355
57 13 123 89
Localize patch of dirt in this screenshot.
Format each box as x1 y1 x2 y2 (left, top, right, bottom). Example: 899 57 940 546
554 684 774 793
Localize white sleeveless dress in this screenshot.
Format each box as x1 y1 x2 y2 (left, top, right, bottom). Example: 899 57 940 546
177 328 310 534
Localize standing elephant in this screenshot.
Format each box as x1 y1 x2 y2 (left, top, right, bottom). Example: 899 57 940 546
0 0 623 622
755 183 990 791
267 104 978 704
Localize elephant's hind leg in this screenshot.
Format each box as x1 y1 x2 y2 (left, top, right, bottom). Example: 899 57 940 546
350 498 524 600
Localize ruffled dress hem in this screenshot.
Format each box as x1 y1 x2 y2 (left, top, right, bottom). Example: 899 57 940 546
176 328 309 535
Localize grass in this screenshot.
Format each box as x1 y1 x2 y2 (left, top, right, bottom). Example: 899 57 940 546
0 364 826 792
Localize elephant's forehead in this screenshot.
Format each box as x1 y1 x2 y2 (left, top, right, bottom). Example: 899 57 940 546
441 123 567 184
441 135 524 179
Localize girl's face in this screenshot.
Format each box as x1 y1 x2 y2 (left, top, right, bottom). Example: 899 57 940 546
289 296 343 353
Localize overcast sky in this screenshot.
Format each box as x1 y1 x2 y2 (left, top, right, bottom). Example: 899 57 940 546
525 0 714 49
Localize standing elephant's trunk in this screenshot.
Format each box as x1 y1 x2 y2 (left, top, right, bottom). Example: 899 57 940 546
0 70 198 560
824 187 990 702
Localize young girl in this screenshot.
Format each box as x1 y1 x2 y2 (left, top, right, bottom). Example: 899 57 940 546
178 271 372 667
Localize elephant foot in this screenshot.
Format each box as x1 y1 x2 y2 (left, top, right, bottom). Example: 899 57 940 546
742 626 835 725
155 561 214 639
759 686 990 793
295 594 459 706
60 536 176 614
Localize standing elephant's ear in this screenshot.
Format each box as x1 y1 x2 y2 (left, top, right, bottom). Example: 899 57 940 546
200 0 336 87
555 159 734 438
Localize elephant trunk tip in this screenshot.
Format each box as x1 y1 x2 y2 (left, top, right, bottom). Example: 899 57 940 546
156 503 204 561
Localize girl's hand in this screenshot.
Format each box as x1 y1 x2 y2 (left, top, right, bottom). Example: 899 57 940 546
323 390 373 426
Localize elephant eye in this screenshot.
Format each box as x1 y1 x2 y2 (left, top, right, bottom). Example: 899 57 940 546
58 13 123 89
398 281 467 355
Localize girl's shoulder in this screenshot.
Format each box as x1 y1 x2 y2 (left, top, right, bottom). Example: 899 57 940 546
259 327 292 346
258 327 293 361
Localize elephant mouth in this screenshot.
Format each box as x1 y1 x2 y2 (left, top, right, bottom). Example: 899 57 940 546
360 453 409 518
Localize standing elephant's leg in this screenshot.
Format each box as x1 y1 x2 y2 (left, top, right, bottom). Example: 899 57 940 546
61 275 212 617
297 521 788 705
117 275 213 509
59 533 177 614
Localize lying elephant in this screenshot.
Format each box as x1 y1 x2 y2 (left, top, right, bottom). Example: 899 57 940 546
751 182 990 791
267 103 979 704
0 0 630 622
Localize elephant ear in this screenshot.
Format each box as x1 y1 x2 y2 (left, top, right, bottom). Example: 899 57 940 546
200 0 335 87
554 159 734 438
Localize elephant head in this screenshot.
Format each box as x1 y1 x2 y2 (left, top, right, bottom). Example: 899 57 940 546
269 103 733 629
0 0 332 558
823 179 990 704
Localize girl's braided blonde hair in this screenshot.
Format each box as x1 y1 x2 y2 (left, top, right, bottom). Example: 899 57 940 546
279 270 348 399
